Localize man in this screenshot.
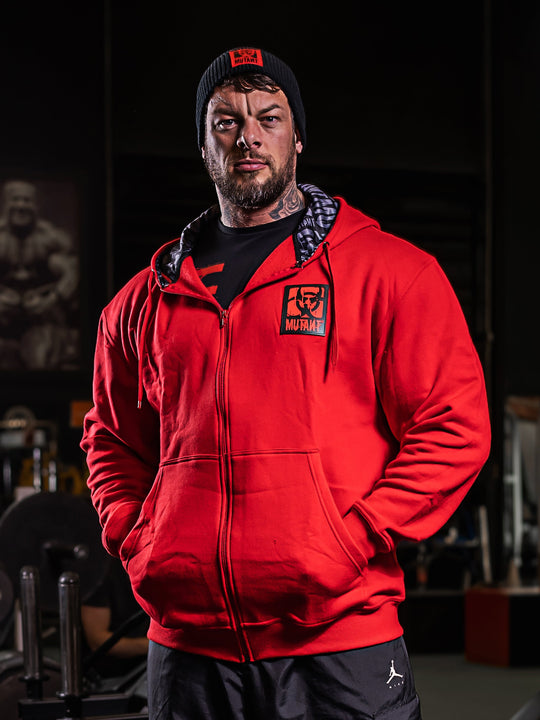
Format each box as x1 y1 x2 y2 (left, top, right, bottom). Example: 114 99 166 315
82 47 491 719
0 180 79 369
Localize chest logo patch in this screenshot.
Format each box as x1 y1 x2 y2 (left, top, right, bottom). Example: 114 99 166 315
280 284 329 336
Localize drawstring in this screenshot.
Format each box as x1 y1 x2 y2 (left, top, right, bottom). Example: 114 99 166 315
137 270 157 409
323 242 339 377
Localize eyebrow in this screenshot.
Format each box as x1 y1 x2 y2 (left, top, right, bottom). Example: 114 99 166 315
209 100 285 116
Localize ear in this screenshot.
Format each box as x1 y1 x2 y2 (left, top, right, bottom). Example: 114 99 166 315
201 146 206 159
295 134 303 155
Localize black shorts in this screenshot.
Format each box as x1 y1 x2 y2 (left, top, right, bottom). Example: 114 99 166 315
147 636 421 719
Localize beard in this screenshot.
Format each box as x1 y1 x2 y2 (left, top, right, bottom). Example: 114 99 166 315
203 139 297 209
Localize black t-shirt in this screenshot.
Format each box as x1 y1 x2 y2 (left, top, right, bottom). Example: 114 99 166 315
191 210 304 308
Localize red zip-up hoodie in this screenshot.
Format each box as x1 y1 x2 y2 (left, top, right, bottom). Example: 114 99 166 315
81 184 491 662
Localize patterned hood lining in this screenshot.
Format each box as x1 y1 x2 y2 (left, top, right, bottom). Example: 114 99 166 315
294 183 339 264
155 184 338 287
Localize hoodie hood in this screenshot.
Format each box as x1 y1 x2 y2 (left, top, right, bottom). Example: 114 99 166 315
152 184 340 287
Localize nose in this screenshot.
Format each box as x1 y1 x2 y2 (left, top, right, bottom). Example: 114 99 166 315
236 120 261 151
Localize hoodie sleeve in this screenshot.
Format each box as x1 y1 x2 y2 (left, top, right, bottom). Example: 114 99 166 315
81 301 160 558
345 257 491 561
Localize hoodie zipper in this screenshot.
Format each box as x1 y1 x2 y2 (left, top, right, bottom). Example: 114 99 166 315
216 307 253 662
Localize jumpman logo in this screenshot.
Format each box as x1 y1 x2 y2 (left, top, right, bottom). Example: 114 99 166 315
386 660 404 685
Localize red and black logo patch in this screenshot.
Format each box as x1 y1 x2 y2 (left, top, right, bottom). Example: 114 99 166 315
229 48 263 68
280 285 329 336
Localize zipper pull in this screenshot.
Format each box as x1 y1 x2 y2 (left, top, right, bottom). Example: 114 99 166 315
220 309 229 327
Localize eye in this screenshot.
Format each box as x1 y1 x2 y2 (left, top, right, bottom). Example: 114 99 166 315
215 118 237 131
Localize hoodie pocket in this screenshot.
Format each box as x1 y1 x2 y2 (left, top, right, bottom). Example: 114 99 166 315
230 450 367 626
119 469 162 566
121 456 230 629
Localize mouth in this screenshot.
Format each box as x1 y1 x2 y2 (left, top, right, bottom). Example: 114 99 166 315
11 209 33 223
233 157 268 173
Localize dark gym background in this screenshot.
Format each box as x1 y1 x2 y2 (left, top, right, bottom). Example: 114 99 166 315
0 0 539 704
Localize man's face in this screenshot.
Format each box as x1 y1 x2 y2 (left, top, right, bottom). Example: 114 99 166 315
201 85 303 209
4 182 37 229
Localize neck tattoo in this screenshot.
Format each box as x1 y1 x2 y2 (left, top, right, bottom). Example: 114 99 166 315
269 185 304 220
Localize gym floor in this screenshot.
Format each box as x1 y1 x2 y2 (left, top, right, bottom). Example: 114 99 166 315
412 654 540 720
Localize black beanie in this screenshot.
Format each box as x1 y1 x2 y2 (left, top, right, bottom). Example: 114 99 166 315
195 47 306 149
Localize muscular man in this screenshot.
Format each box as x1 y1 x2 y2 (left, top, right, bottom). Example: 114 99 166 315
82 47 491 719
0 180 78 369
